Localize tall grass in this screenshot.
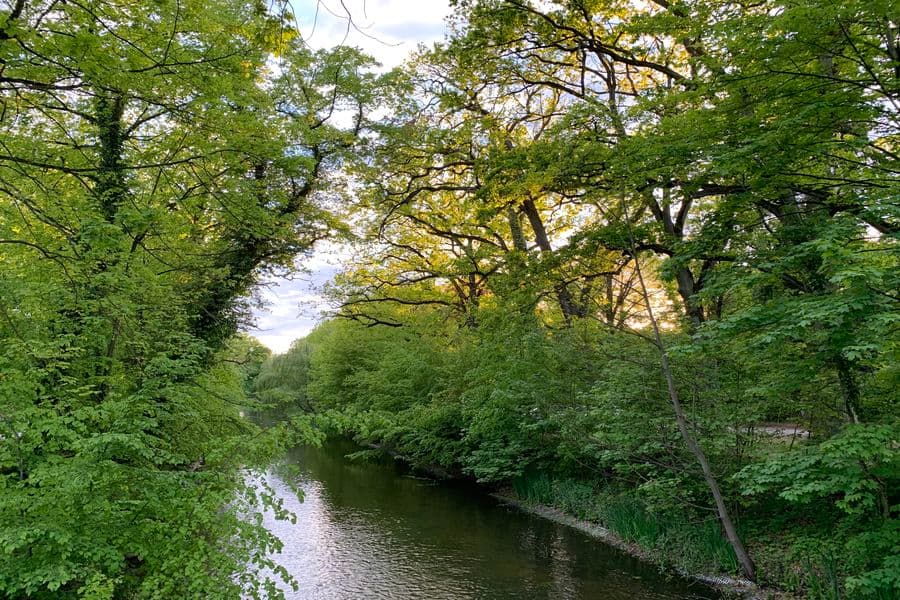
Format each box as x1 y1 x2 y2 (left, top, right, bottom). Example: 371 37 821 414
512 471 554 505
512 473 598 519
695 520 739 573
803 553 841 600
511 472 744 576
552 478 596 519
597 496 665 547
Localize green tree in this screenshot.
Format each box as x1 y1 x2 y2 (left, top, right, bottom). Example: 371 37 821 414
0 1 385 597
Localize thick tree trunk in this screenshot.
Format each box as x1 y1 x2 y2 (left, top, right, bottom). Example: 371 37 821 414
95 94 127 222
674 267 704 331
643 191 706 331
835 358 861 424
91 92 129 402
520 197 579 322
507 207 528 252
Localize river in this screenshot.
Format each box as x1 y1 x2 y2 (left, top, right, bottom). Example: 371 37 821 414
260 439 720 599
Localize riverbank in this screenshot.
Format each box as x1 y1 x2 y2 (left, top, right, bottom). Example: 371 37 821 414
491 491 773 600
348 423 874 600
368 442 774 599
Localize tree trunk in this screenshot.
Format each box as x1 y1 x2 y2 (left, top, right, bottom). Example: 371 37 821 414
521 197 579 322
835 357 861 424
465 272 479 328
632 252 757 582
507 207 528 252
674 267 704 331
95 93 127 222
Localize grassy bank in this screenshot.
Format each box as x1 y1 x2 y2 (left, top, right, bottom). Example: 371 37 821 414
506 471 894 600
492 490 760 598
331 434 864 599
511 472 739 575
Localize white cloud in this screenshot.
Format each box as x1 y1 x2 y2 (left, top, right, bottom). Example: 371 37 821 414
291 0 452 68
249 260 341 353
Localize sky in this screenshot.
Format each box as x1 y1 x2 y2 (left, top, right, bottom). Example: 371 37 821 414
247 0 453 354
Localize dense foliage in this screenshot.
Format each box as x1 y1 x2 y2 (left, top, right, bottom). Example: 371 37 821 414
0 1 383 597
2 0 897 598
256 0 899 597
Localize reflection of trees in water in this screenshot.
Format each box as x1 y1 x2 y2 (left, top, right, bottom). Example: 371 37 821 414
260 440 718 599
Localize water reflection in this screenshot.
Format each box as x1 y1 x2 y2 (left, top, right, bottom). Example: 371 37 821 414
262 440 719 599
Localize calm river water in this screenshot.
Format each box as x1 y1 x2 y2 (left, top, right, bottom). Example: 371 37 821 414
261 439 719 600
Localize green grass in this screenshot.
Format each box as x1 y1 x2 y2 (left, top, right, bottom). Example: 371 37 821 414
689 520 739 573
511 473 745 577
803 553 842 600
512 471 555 505
552 478 597 520
597 495 666 547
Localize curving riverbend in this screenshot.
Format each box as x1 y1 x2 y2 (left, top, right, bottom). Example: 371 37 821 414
261 440 720 600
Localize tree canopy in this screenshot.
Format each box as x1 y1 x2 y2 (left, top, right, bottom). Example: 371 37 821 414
1 0 897 598
269 0 898 596
0 1 386 597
